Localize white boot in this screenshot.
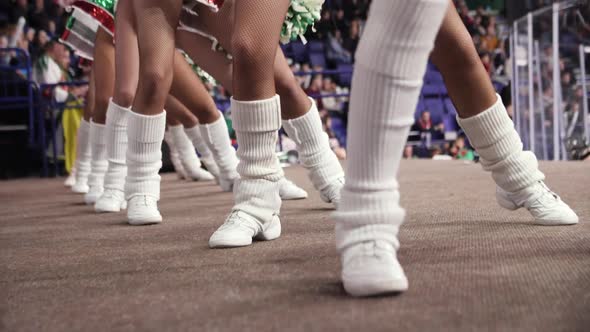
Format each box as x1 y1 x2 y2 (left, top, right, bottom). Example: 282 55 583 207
169 124 215 181
209 96 283 248
457 94 579 225
64 168 76 187
125 111 166 225
164 131 188 180
185 124 220 179
282 98 344 206
96 99 129 213
199 112 239 192
279 177 308 200
84 120 107 205
333 0 447 296
72 119 91 193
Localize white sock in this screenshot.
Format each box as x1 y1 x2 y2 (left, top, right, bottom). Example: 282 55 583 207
103 99 130 192
74 118 92 185
199 112 239 179
231 95 282 224
184 124 214 159
168 124 202 169
125 111 166 200
282 98 344 191
333 0 448 251
457 94 545 193
87 120 107 190
163 130 187 178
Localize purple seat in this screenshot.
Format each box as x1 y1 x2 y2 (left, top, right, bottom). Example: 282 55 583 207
443 98 457 114
337 64 353 87
421 84 439 97
443 114 459 131
308 41 324 53
424 97 444 114
425 70 444 83
290 41 308 63
309 53 326 68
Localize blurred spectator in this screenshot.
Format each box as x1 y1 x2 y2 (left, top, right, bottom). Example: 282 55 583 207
326 30 352 64
320 112 346 159
33 40 84 102
449 136 475 161
412 110 445 136
403 145 414 159
342 20 360 59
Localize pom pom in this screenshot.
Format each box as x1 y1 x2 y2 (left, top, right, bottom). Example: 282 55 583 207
281 0 324 44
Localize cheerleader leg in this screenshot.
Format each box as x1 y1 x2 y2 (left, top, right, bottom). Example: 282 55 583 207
71 71 94 194
84 27 115 206
165 95 215 181
430 1 577 225
125 0 182 225
332 0 447 296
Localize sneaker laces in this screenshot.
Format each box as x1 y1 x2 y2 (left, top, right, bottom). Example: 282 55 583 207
343 240 395 266
130 195 158 208
218 211 261 233
525 182 561 210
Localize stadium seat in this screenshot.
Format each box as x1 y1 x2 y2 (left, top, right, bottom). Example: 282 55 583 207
309 53 327 68
307 41 324 53
336 64 353 87
290 41 308 63
424 97 445 114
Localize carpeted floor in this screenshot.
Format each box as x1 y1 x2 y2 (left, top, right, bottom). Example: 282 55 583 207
1 160 589 331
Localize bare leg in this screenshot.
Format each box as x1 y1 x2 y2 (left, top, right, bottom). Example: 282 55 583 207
90 28 115 124
112 0 139 107
430 1 496 118
165 95 198 128
431 0 578 225
170 50 219 124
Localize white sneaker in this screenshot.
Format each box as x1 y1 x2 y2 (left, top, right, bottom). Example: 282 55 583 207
320 177 345 207
218 172 239 192
84 186 103 205
71 180 89 194
64 172 76 187
209 211 281 248
185 165 216 182
341 240 408 297
127 195 162 225
279 178 308 200
496 181 579 225
95 189 127 213
200 156 220 180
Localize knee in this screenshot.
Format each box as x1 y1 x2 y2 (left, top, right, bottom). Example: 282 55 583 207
139 69 172 103
231 34 273 71
113 89 135 108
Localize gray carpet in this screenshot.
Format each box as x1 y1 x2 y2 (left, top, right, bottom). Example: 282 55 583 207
1 160 589 331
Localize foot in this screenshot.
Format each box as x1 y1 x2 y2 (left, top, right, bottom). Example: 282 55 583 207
218 172 240 192
185 165 215 182
71 181 89 194
64 173 76 187
209 211 281 248
496 181 579 225
95 189 127 213
341 240 408 297
170 154 187 180
127 195 162 225
279 178 308 200
320 177 345 207
200 156 220 180
84 186 103 205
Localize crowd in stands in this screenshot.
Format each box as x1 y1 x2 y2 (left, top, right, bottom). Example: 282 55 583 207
0 0 519 163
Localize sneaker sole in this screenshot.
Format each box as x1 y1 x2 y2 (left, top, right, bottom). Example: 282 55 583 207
128 216 162 226
343 276 409 297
